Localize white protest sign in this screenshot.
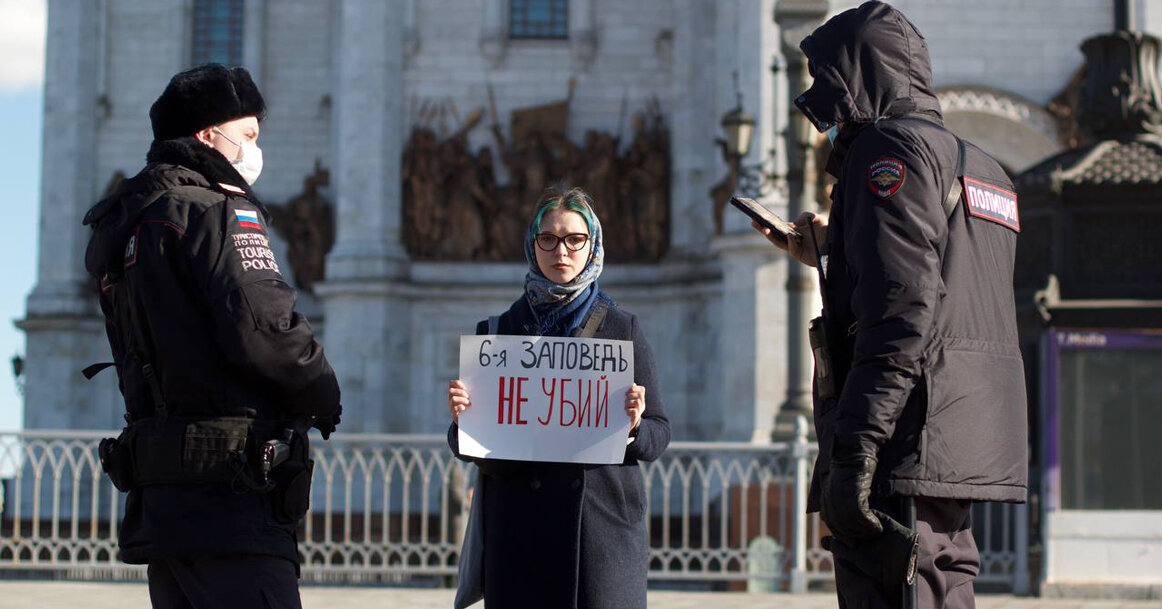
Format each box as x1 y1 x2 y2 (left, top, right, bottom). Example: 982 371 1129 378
457 334 634 464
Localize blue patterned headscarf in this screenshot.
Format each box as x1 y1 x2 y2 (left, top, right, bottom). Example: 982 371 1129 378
523 189 605 336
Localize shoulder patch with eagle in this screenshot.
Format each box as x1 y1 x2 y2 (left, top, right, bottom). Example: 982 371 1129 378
867 156 906 199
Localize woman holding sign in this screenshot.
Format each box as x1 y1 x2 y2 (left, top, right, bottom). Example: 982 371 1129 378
447 187 670 609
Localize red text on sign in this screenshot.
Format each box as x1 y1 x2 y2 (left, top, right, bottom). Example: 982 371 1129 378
497 376 530 425
539 376 610 428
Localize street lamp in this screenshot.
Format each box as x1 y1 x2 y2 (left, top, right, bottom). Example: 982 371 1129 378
720 93 756 161
710 77 771 233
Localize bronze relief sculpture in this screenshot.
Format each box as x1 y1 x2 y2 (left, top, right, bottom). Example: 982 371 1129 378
401 88 671 263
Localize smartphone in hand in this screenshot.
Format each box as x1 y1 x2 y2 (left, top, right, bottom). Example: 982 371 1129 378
729 197 797 246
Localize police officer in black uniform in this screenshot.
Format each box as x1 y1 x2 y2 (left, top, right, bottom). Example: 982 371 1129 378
83 64 341 609
755 3 1028 608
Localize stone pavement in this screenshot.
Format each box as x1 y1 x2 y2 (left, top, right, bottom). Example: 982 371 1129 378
0 582 1158 609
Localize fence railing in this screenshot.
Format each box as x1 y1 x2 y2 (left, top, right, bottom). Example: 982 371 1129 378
0 425 1027 592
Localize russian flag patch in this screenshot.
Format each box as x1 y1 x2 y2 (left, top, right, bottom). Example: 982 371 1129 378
234 209 263 231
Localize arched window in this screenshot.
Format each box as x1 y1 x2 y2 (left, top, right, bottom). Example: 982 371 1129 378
191 0 244 66
509 0 568 39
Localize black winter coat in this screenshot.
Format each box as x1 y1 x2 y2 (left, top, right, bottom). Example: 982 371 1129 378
797 1 1027 507
83 137 341 563
448 296 670 609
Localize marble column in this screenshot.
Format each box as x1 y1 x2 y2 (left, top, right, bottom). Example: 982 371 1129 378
19 0 122 431
327 0 407 279
316 0 412 433
778 60 818 422
28 0 100 320
775 0 829 433
667 0 718 259
707 0 788 443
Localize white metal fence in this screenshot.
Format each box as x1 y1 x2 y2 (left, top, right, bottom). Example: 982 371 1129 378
0 426 1027 592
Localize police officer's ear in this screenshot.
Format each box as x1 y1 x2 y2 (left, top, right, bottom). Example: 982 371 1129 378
193 126 215 147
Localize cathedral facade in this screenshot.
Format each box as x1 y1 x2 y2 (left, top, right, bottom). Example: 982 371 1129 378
21 0 1135 441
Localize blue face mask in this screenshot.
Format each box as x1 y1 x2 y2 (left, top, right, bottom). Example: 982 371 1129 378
826 124 841 145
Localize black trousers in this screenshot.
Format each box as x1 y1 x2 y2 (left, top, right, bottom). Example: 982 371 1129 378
834 497 979 609
147 554 302 609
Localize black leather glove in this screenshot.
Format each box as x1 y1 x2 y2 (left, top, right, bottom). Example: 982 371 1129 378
821 454 884 542
822 509 919 593
313 403 342 440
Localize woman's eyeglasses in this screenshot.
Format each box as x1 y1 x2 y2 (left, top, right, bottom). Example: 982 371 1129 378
535 232 590 252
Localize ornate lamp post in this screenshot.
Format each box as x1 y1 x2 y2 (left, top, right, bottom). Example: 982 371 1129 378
711 79 760 234
775 0 828 427
721 93 757 161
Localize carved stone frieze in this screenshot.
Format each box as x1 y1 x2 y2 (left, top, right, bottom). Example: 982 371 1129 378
401 93 670 262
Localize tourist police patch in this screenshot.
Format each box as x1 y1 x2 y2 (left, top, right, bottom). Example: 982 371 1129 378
963 177 1020 232
867 156 906 198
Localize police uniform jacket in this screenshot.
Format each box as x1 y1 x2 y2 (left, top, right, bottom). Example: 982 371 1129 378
447 296 670 609
83 136 340 563
796 1 1028 508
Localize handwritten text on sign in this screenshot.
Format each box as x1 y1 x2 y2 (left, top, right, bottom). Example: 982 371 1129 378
457 335 634 464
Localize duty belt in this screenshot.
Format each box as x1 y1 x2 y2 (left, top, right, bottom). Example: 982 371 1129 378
103 414 279 488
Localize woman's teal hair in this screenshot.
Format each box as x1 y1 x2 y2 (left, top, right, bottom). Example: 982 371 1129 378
527 187 598 241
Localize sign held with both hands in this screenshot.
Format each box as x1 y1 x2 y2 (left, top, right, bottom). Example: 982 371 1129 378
457 335 635 465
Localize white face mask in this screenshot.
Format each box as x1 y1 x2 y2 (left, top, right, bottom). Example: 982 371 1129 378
826 124 841 145
213 128 264 185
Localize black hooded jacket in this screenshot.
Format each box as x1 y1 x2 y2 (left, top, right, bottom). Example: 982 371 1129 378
797 1 1027 506
83 136 340 562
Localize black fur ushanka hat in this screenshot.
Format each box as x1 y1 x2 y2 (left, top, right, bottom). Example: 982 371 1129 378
149 63 266 141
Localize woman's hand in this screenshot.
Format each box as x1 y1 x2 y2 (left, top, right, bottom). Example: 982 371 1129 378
625 384 646 434
448 379 471 424
752 212 828 268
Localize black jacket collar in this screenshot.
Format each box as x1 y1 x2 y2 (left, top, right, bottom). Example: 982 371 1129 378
145 136 258 199
823 111 943 178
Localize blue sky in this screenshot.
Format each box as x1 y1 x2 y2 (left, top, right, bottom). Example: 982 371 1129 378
0 0 46 431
